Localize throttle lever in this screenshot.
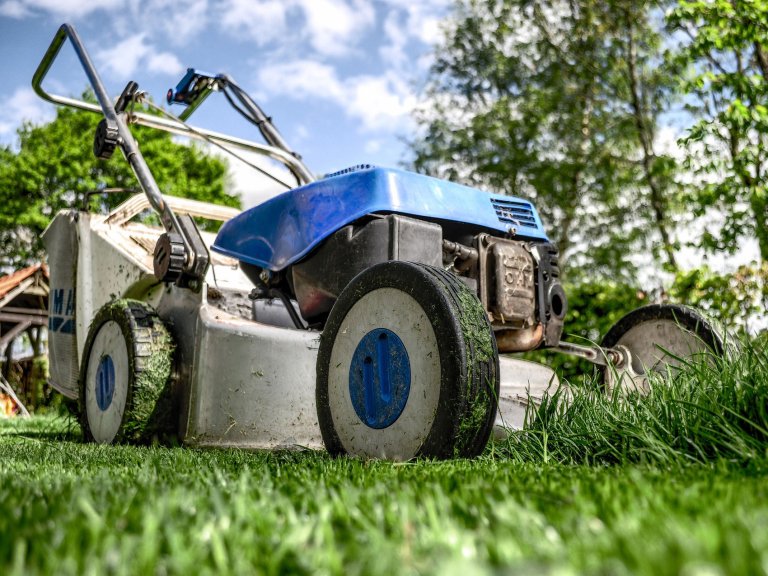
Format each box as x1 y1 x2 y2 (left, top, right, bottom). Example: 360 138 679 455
115 81 139 114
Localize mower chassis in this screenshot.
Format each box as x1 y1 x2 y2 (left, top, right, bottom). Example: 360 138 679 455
44 200 557 449
34 23 726 456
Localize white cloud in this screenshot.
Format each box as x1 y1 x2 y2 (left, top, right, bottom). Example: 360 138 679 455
132 0 209 45
257 59 417 132
0 87 56 137
382 0 449 44
293 0 374 57
345 73 416 131
0 0 207 45
96 34 149 79
364 139 382 154
218 0 290 46
146 52 184 76
258 60 345 101
218 0 374 57
292 123 309 143
0 0 124 18
380 11 408 70
95 33 182 79
379 2 451 77
0 0 30 17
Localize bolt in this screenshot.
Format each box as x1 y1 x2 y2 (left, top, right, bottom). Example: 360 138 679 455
607 350 624 366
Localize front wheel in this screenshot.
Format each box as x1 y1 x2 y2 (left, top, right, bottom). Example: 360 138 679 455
601 304 723 394
316 261 499 460
79 300 175 444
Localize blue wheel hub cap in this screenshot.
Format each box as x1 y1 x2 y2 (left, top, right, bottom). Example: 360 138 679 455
349 328 411 429
95 355 115 411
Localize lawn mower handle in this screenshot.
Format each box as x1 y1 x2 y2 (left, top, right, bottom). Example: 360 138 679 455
31 25 314 191
32 24 188 245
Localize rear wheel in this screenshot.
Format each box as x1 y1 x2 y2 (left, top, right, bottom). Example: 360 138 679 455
601 304 722 394
316 261 499 460
79 300 174 444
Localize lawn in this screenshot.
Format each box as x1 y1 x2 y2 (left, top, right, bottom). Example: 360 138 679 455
2 345 767 575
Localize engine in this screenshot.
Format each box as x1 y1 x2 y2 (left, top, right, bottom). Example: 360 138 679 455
447 233 566 352
281 214 566 352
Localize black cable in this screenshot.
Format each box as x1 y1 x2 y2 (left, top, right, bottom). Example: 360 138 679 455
222 86 261 126
218 75 311 187
140 98 293 190
226 80 270 123
247 275 306 330
225 79 291 151
267 288 307 330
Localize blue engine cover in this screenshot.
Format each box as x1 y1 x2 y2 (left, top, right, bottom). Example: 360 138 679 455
212 167 548 271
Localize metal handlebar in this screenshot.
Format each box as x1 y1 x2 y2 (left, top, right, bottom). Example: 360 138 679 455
32 24 314 188
32 23 188 253
32 24 116 126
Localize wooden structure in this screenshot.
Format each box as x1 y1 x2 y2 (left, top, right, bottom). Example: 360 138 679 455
0 264 49 388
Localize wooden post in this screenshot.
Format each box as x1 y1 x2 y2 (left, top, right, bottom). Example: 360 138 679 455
2 336 13 380
31 326 42 358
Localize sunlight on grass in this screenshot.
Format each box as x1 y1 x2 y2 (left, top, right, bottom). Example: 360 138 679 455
503 338 768 466
1 342 767 575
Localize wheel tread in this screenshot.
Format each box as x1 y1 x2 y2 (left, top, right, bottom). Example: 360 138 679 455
423 265 499 457
316 261 499 460
79 300 174 444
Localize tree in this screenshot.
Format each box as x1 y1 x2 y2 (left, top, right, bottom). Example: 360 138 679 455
667 0 768 261
607 0 681 271
411 0 681 281
670 263 768 334
0 102 239 268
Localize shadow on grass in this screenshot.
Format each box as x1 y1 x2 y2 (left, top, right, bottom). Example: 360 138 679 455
0 414 82 443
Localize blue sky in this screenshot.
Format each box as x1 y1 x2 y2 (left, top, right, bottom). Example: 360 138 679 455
0 0 451 202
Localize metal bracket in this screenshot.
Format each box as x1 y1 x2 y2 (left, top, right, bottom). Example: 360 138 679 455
167 68 219 120
177 214 210 285
552 341 625 368
552 341 649 392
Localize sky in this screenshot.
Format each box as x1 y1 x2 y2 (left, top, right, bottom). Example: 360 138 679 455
0 0 451 204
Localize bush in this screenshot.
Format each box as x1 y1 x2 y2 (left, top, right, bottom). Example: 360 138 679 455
670 263 768 336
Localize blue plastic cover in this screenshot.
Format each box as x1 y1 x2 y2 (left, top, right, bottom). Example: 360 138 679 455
212 167 548 271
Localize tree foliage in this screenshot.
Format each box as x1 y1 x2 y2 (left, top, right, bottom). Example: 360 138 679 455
0 102 239 268
413 0 768 336
412 0 682 281
670 263 768 335
667 0 768 261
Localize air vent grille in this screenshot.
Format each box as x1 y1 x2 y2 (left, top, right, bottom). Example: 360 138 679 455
324 164 375 179
490 198 538 230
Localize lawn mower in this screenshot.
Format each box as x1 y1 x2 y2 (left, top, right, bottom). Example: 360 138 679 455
33 24 722 460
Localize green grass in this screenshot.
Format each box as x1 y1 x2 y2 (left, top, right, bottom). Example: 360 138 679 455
503 339 768 466
2 343 768 575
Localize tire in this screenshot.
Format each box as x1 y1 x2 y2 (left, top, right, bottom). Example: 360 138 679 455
316 261 500 460
601 304 723 394
79 300 175 444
